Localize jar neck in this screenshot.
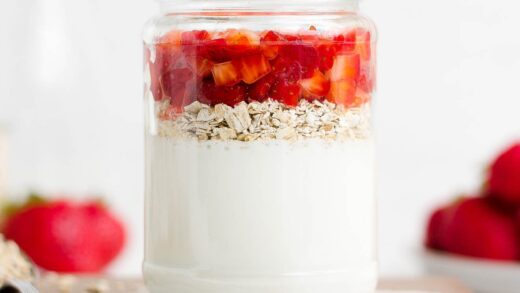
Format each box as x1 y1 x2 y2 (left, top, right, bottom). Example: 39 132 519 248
158 0 360 14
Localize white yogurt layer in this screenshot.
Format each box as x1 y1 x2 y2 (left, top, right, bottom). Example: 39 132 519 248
144 136 377 293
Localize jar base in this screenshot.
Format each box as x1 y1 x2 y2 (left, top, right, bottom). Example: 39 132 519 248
143 262 378 293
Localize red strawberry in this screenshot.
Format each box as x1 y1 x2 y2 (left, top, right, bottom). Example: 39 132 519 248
299 69 330 98
354 29 372 61
260 30 285 59
180 30 211 45
3 198 126 273
327 79 357 107
487 143 520 205
278 44 319 78
333 30 357 53
317 40 338 71
330 53 360 82
211 61 241 86
443 197 518 261
234 53 272 84
161 68 194 111
270 80 301 107
248 73 275 102
159 30 182 45
425 204 451 251
196 38 229 62
199 81 246 106
358 63 375 93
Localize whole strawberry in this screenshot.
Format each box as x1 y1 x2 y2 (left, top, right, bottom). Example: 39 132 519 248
425 204 451 251
3 198 126 273
443 197 518 261
487 143 520 206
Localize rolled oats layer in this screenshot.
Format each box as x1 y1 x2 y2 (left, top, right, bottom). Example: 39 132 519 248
156 99 371 142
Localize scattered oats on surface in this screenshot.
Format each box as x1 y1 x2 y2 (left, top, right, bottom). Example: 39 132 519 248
157 99 371 141
86 280 110 293
0 234 34 287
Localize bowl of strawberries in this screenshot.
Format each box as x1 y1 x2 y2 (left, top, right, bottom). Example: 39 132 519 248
423 142 520 293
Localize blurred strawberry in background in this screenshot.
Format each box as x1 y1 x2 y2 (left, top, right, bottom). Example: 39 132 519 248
425 141 520 261
1 195 126 273
487 144 520 206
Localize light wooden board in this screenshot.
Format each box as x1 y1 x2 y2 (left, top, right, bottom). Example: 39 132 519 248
35 276 472 293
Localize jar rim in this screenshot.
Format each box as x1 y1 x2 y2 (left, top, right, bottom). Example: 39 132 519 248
156 0 361 13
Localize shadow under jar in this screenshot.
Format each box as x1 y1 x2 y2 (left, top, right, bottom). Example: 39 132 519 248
143 0 377 292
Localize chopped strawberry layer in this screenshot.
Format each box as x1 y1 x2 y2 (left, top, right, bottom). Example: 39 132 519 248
147 28 375 109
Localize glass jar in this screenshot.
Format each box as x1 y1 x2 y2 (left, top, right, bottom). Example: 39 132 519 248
143 0 377 292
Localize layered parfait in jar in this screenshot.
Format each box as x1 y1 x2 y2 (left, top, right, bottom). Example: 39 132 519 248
144 15 377 293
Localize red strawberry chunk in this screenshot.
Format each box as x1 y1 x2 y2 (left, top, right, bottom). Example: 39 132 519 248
272 58 303 83
260 30 285 60
161 68 194 111
248 73 275 102
355 29 372 61
159 30 182 45
330 53 360 82
199 81 246 106
299 70 330 98
270 80 301 107
317 41 338 71
278 44 319 78
327 79 357 107
193 58 213 77
211 61 241 86
181 30 211 45
334 30 357 53
234 53 272 84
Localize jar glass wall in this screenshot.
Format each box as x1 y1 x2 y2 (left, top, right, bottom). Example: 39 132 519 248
143 1 377 292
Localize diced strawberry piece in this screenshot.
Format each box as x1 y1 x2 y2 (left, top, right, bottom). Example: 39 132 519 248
283 34 302 42
260 30 285 60
224 29 260 46
197 38 259 63
196 38 228 62
334 30 357 53
353 88 371 106
159 30 182 45
272 58 303 83
356 60 376 92
299 70 330 98
218 29 261 59
270 80 301 107
327 79 357 107
317 40 338 71
355 29 372 61
211 61 241 86
181 30 211 45
234 53 272 84
330 53 360 81
193 58 213 77
161 68 194 111
278 44 319 78
199 81 246 107
248 73 275 102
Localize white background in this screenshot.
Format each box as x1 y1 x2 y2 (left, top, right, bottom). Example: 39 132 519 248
0 0 519 276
